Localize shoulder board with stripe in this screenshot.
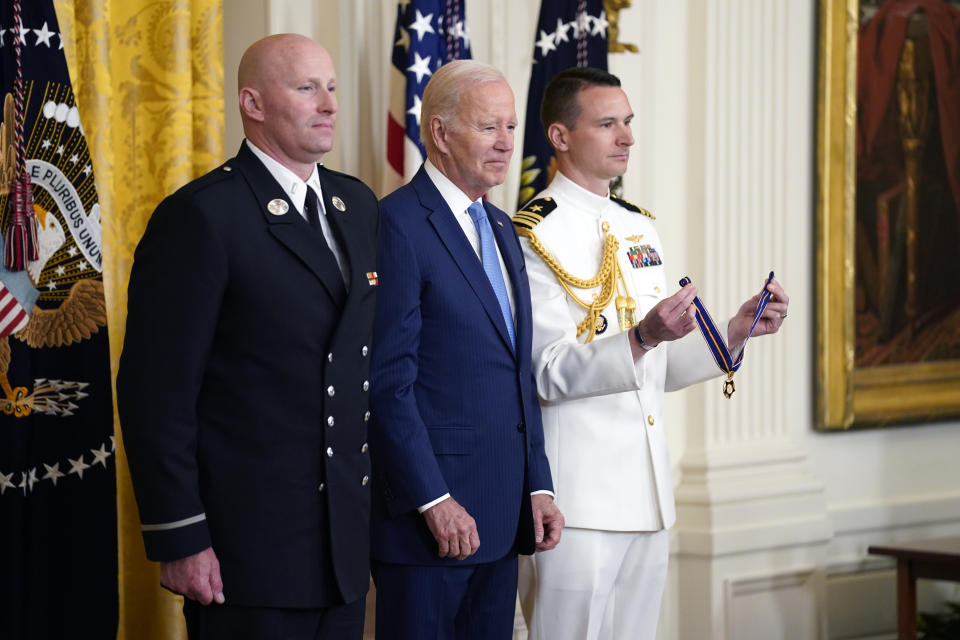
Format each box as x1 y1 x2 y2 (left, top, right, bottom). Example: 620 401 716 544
512 197 558 230
610 195 655 219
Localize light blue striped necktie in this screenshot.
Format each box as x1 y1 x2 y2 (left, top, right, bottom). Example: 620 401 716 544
467 201 516 349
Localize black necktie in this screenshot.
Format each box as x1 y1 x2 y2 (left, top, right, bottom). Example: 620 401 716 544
304 186 346 304
304 186 324 232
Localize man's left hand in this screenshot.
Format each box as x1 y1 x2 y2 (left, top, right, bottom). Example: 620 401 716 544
728 277 790 346
531 494 564 552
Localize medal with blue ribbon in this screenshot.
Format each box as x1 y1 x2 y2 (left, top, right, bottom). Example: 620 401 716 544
678 271 776 398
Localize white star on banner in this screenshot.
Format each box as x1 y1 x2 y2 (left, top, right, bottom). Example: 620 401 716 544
55 265 65 276
408 9 435 42
90 444 111 467
82 164 92 176
406 94 422 126
41 139 51 149
33 21 55 47
572 11 590 39
78 259 88 271
110 436 116 451
26 467 38 492
67 455 90 479
592 11 609 36
0 471 14 495
46 280 57 290
452 20 470 50
69 153 79 164
0 28 6 47
554 18 570 45
407 52 432 84
67 246 78 256
56 145 64 154
43 463 65 486
536 29 557 57
13 18 28 47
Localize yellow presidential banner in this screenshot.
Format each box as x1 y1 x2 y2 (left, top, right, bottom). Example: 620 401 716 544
54 1 222 637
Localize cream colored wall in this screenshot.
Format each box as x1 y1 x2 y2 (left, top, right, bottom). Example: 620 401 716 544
222 2 960 638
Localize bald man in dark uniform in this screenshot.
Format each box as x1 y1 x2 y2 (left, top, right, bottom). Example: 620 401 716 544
117 34 379 639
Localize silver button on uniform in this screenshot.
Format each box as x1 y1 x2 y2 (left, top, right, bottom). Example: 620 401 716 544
361 443 368 453
362 345 369 357
362 380 370 392
327 416 335 427
326 446 334 458
327 385 335 397
318 483 325 492
361 475 369 486
364 411 371 422
327 353 333 363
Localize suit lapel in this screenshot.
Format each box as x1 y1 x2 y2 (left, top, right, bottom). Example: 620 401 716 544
317 166 366 296
489 204 527 358
232 144 345 306
413 168 515 355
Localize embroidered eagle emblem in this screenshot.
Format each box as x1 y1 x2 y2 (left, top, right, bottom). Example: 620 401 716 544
0 210 106 417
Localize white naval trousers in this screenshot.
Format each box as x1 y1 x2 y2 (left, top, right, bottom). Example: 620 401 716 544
519 528 669 640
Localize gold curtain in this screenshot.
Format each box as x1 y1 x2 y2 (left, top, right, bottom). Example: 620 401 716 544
52 1 223 637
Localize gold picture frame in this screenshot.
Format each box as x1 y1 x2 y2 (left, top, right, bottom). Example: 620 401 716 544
816 0 960 430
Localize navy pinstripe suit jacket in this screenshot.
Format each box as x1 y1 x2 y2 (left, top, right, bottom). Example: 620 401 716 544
369 165 553 566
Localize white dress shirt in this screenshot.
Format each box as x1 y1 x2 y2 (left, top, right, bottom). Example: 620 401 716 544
418 161 552 513
246 140 349 285
423 160 516 321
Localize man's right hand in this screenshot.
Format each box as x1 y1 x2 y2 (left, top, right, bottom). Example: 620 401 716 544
423 497 480 560
634 282 699 350
160 546 225 605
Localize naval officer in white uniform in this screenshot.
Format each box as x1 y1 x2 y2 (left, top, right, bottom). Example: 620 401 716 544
514 67 790 640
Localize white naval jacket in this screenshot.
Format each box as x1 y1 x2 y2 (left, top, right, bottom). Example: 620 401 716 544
517 172 720 531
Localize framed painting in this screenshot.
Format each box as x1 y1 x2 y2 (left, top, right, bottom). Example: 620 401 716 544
816 0 960 430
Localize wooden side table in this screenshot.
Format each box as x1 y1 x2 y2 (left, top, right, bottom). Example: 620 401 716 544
868 537 960 640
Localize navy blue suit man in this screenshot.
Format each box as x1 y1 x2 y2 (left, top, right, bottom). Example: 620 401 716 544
369 60 564 639
117 35 378 639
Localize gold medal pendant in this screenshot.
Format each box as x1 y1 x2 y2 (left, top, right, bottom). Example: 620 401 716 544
723 373 736 399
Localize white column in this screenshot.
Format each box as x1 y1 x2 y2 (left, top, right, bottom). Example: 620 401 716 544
669 1 830 638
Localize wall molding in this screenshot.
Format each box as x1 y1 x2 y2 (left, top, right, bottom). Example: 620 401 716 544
724 565 821 639
726 564 817 596
677 515 832 558
830 491 960 536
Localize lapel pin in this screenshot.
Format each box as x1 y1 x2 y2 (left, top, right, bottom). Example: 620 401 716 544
332 196 346 212
496 220 503 227
267 199 288 215
366 271 379 286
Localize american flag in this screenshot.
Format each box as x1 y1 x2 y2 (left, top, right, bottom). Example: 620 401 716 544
384 0 472 195
517 0 608 207
1 1 116 636
0 254 36 337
